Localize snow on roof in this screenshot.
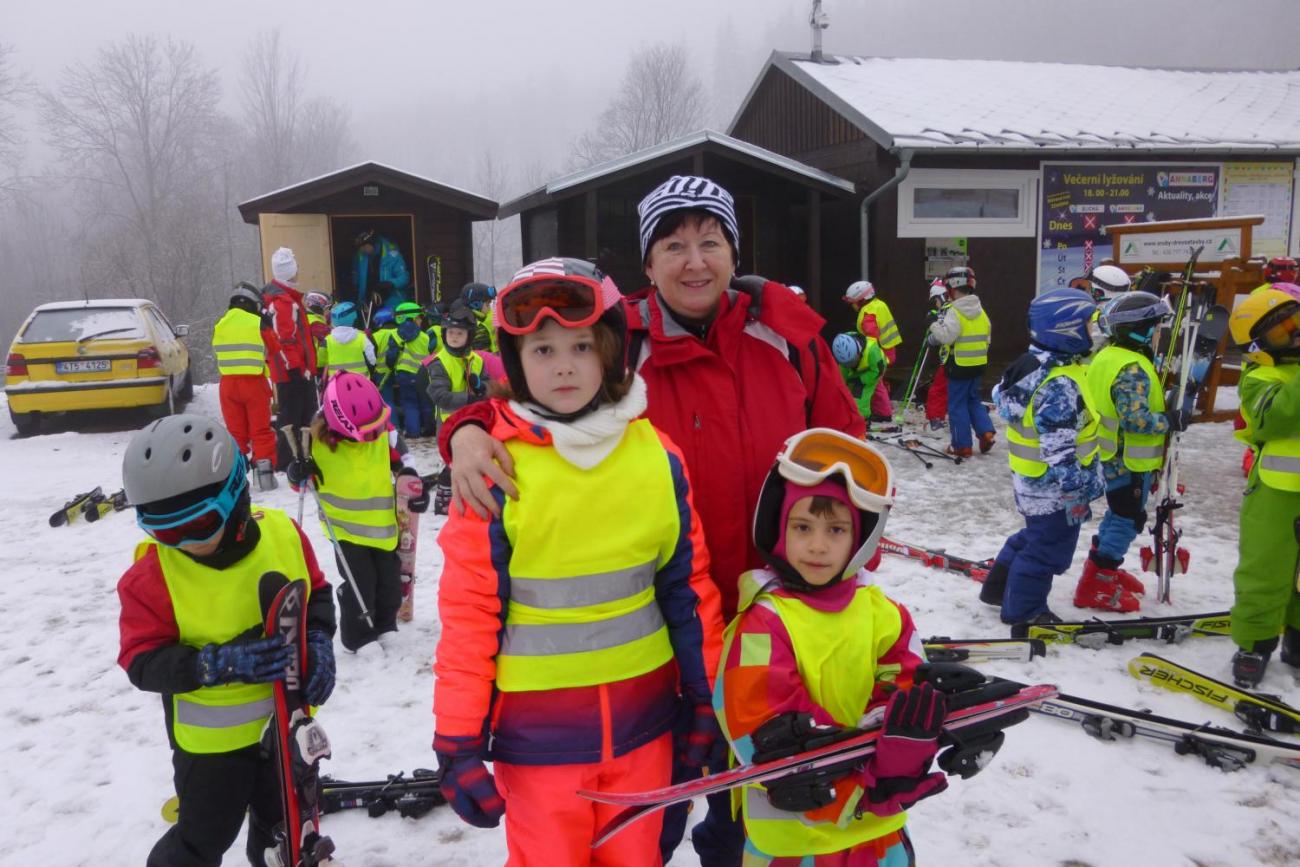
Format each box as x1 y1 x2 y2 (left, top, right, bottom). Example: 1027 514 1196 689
736 53 1300 153
236 161 495 211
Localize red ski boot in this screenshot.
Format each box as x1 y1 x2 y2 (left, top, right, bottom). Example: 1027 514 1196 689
1087 542 1145 595
1073 559 1141 613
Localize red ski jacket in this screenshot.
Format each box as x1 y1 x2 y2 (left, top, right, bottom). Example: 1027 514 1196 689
261 280 319 383
440 279 864 619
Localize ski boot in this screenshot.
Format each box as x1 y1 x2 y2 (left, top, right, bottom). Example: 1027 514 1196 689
945 446 973 459
1073 559 1141 613
254 459 278 492
433 483 452 517
978 561 1008 608
1086 542 1145 595
1280 628 1300 671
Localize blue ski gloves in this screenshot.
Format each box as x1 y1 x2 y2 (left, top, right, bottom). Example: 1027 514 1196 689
437 752 505 828
859 683 949 816
304 630 336 706
195 626 292 687
677 698 729 770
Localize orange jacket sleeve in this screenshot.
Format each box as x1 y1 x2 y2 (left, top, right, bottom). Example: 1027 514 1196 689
432 493 508 749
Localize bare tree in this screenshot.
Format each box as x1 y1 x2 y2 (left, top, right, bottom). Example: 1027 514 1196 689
240 29 356 191
0 44 33 201
40 36 223 303
472 150 522 286
569 44 709 169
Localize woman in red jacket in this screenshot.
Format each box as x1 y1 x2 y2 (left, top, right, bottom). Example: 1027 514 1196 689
438 176 863 867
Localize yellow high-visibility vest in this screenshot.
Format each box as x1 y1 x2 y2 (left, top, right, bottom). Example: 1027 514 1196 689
730 580 907 856
951 307 991 367
1235 364 1300 491
431 349 485 422
212 309 267 377
311 435 398 550
325 332 372 377
1007 363 1100 477
494 419 678 692
1087 345 1166 472
142 508 310 754
856 299 901 350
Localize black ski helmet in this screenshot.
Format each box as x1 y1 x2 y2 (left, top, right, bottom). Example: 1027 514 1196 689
441 302 476 357
1097 291 1171 348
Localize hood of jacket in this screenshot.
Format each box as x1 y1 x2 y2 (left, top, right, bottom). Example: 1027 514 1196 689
950 293 984 319
330 326 360 344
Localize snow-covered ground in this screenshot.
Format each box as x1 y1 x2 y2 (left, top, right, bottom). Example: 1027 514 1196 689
1 385 1296 867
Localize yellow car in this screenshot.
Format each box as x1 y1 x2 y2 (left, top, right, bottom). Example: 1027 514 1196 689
5 299 192 436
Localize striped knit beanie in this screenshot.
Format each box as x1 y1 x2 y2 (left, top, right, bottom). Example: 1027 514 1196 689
637 175 740 264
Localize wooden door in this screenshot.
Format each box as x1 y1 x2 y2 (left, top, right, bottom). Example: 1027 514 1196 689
258 213 334 295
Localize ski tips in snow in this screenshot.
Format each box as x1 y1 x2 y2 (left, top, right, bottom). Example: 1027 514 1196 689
1127 652 1300 735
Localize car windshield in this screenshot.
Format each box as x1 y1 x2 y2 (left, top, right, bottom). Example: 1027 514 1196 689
20 308 146 343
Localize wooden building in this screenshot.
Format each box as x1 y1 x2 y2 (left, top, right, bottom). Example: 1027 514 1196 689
498 130 857 309
729 52 1300 367
238 162 498 306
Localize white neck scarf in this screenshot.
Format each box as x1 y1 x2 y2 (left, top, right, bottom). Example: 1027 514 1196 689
510 375 648 470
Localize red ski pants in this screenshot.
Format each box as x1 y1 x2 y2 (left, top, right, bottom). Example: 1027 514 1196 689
926 364 949 422
493 732 671 867
219 375 276 465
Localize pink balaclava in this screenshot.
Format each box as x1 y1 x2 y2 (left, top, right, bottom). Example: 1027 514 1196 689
772 479 860 563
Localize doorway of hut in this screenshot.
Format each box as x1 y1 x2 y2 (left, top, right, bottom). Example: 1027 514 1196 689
329 214 418 315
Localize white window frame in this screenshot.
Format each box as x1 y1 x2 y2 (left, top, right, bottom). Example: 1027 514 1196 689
897 169 1039 238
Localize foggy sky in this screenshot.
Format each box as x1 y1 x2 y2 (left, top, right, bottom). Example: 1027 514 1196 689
6 0 1300 197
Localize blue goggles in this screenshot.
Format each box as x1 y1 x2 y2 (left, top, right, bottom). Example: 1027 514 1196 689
136 454 248 547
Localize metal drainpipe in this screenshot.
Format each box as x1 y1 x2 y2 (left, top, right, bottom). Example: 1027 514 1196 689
859 149 913 280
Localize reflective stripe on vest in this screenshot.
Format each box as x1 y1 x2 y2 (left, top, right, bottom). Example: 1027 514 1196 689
393 332 431 375
1086 345 1166 471
952 307 991 367
311 436 398 549
433 350 484 422
732 581 907 856
1006 363 1100 478
212 309 267 376
325 332 370 375
1236 364 1300 491
495 420 677 692
864 299 901 349
152 508 310 754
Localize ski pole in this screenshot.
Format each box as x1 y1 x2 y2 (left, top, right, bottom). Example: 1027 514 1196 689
279 423 306 525
281 424 374 629
893 344 931 423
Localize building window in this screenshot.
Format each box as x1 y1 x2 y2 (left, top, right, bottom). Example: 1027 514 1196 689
897 169 1038 237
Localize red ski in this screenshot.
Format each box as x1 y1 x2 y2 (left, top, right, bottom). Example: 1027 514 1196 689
260 571 338 866
394 474 422 622
878 536 993 581
581 681 1057 846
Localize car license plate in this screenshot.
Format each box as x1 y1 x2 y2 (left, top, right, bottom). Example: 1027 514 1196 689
55 359 112 374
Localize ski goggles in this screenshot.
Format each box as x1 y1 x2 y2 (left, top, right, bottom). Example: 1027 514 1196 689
1253 304 1300 353
776 428 894 514
135 455 247 547
495 274 621 335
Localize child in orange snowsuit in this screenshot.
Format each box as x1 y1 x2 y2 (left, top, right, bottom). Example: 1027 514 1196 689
432 258 725 867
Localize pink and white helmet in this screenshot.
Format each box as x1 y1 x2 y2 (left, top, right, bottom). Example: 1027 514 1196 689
322 372 390 441
1270 282 1300 303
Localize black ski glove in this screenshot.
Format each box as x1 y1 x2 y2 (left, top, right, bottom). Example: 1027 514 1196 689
751 712 862 813
286 456 322 489
195 626 292 687
398 467 430 513
1164 408 1190 433
468 373 487 399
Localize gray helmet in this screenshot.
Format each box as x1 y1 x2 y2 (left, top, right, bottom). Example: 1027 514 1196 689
123 414 243 507
232 282 262 306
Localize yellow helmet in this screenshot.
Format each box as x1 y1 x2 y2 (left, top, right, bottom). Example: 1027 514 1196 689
1230 288 1300 366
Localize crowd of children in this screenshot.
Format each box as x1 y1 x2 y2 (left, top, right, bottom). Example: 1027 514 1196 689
122 180 1299 866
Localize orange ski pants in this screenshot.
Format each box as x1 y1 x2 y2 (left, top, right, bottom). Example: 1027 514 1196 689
493 732 672 867
219 375 277 465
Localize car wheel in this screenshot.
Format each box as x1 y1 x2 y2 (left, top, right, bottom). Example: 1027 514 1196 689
9 407 39 437
151 376 176 419
178 368 194 403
